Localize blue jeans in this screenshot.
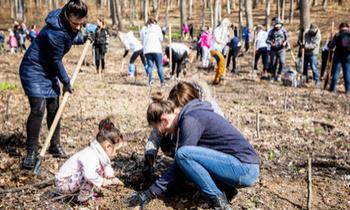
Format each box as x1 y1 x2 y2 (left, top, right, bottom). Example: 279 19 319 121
303 54 320 83
145 53 164 84
330 54 350 93
175 146 259 197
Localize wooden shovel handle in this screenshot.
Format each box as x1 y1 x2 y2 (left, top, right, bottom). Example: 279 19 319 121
39 40 92 157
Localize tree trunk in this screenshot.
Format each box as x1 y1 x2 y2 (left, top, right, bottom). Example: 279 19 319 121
155 0 161 21
276 0 281 19
144 0 148 23
238 0 243 39
210 0 214 28
281 0 285 23
115 0 124 30
218 0 222 23
300 0 310 33
232 0 236 10
322 0 327 11
188 0 193 20
289 0 294 24
214 0 219 27
227 0 231 14
180 0 185 37
110 0 117 26
253 0 258 9
265 0 271 30
201 0 206 28
312 0 317 6
245 0 253 40
165 0 170 26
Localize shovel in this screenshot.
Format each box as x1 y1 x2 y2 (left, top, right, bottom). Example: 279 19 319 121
33 40 92 175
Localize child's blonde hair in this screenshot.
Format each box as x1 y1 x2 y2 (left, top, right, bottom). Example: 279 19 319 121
96 118 123 145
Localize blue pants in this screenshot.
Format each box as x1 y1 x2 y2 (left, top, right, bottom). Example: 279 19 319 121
145 53 164 84
175 146 259 197
330 54 350 93
303 54 320 83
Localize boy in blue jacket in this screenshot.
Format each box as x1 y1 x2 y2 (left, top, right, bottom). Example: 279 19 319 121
19 0 88 170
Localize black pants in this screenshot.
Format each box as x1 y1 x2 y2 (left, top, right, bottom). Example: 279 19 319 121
254 47 269 71
130 49 146 65
226 48 240 71
165 47 188 78
26 97 60 153
95 44 106 71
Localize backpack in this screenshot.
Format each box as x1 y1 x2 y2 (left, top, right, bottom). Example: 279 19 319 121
340 31 350 52
282 70 297 87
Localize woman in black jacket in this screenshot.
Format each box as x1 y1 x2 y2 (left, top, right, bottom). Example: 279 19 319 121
93 17 109 73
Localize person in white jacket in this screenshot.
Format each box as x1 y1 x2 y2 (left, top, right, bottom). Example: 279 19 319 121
210 18 231 85
254 25 269 75
118 31 147 77
140 18 165 86
55 118 124 203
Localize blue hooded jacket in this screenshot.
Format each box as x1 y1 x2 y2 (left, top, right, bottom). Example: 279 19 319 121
149 99 260 196
19 9 84 98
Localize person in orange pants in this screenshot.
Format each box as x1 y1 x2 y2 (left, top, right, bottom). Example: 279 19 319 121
210 50 225 85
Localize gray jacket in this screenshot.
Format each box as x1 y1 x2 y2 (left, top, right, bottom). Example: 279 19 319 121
304 29 321 55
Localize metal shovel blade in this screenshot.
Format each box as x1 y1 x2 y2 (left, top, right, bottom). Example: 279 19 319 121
33 156 43 175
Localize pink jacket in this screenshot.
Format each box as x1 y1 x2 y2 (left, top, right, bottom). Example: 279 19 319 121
183 24 189 33
200 31 212 48
8 36 17 48
55 140 114 188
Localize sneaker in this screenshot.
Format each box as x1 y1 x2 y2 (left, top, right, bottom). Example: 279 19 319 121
148 80 154 87
22 151 37 170
161 82 167 88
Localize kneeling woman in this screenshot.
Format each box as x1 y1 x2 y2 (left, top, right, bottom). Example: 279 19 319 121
127 98 260 209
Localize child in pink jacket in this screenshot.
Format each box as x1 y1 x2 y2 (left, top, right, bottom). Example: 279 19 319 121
55 118 124 203
200 26 213 68
8 31 17 54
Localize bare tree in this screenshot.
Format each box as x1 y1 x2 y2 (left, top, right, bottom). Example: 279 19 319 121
115 0 124 30
210 0 214 28
155 0 161 21
281 0 285 23
214 0 220 27
245 0 254 40
227 0 231 14
265 0 271 29
144 0 149 23
188 0 193 19
300 0 310 33
322 0 327 11
202 0 206 28
180 0 185 37
289 0 294 24
165 0 170 26
238 0 243 38
253 0 258 9
276 0 281 19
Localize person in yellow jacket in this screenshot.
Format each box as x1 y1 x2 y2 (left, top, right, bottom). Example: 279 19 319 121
210 18 231 85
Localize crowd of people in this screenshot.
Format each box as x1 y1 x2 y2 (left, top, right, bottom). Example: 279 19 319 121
0 21 39 54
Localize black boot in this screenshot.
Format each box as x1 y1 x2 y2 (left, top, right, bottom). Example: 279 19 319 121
22 151 37 170
210 193 232 210
48 144 67 158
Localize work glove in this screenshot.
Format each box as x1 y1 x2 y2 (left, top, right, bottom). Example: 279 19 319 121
126 189 155 208
142 154 155 180
63 82 73 94
84 33 94 43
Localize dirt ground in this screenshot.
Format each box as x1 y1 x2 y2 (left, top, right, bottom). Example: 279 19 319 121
0 3 350 210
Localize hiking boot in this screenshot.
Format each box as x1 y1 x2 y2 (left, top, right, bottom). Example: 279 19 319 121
22 151 37 170
210 193 233 210
48 144 67 158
